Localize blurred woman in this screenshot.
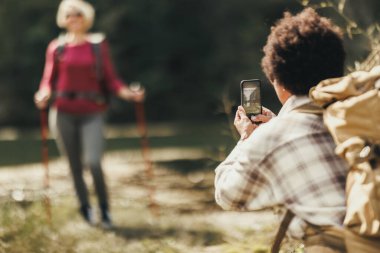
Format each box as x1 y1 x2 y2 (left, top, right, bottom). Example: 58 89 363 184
34 0 144 228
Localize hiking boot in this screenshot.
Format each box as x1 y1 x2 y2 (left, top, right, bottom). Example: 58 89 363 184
100 206 112 229
80 205 96 225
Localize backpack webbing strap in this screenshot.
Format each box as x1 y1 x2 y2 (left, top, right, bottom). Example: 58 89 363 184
90 42 104 83
293 102 323 115
271 209 295 253
90 43 109 102
51 37 66 91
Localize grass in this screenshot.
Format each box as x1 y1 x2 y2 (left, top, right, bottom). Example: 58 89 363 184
0 162 304 253
0 121 304 253
0 200 72 253
0 195 226 253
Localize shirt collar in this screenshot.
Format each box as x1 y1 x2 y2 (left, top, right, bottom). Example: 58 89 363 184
278 95 311 116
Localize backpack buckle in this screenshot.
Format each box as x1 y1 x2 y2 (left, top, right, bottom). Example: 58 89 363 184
360 143 380 168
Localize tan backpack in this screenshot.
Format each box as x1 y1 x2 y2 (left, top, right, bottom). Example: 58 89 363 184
271 66 380 253
309 65 380 237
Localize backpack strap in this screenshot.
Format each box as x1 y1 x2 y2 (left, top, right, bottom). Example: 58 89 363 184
56 34 67 55
86 32 106 88
91 42 104 83
271 209 295 253
293 102 324 115
90 42 109 102
55 43 66 60
52 35 67 91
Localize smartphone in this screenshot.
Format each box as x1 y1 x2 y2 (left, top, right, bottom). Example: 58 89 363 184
240 79 262 117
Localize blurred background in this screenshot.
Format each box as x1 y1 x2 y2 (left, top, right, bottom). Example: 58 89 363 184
1 1 380 252
0 0 379 127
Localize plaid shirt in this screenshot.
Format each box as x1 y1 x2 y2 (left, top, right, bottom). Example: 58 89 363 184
215 96 348 238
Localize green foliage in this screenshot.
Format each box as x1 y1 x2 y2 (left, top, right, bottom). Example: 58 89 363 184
0 0 298 126
299 0 380 71
0 0 379 126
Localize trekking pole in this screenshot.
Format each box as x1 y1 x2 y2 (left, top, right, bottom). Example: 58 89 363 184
40 109 52 224
131 83 159 217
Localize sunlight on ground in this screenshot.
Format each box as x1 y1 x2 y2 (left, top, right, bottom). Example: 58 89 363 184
0 128 19 140
0 133 303 252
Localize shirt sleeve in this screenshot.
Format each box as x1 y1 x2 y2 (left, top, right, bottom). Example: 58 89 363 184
214 135 278 211
39 40 58 91
100 40 126 94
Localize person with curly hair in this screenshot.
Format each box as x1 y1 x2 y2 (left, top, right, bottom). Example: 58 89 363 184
215 8 350 252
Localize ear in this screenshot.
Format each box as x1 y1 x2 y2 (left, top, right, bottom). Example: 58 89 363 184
272 79 292 104
272 79 282 92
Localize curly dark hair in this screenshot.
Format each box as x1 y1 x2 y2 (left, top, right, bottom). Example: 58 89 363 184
261 8 345 95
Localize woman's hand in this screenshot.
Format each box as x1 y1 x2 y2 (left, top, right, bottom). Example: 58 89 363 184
118 85 145 102
34 89 51 110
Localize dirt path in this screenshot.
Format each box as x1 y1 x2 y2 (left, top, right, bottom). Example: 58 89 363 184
0 147 299 253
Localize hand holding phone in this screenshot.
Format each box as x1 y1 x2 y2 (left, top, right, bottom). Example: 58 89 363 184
234 106 258 140
240 79 262 118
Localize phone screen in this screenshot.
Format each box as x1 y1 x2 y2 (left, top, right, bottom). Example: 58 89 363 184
240 79 262 116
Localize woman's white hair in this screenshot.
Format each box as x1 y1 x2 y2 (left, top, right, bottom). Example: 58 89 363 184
56 0 95 30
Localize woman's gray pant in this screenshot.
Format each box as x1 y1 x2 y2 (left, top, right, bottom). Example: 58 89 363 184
49 108 108 210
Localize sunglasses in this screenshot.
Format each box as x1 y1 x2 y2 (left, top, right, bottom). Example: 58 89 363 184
66 11 83 19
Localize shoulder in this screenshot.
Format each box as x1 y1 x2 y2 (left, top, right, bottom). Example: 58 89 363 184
45 38 62 55
245 112 328 154
46 33 70 53
86 33 111 54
